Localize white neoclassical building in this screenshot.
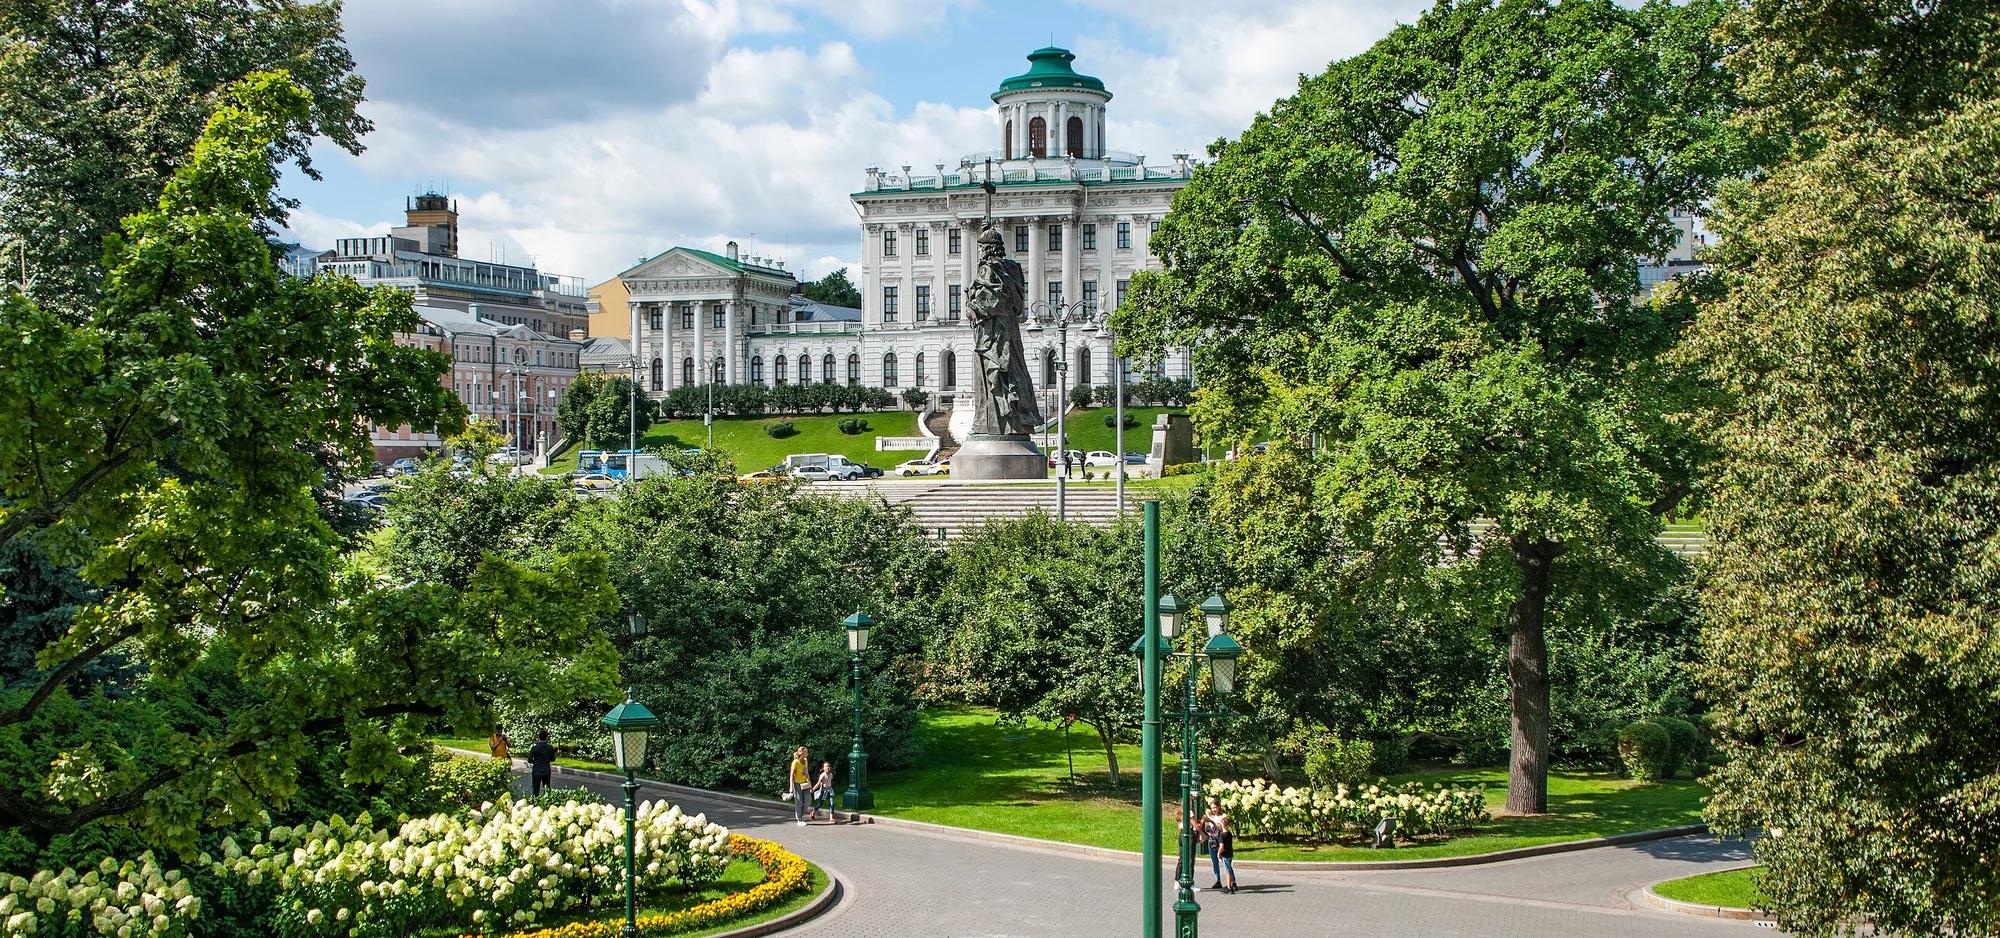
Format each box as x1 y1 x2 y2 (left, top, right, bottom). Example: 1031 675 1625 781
617 47 1191 415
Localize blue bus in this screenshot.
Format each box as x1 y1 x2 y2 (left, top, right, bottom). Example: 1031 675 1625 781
577 449 669 480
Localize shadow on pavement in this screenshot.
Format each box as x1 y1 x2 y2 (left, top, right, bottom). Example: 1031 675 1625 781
1618 834 1756 864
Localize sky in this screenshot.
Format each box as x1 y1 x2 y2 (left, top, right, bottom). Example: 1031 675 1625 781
278 0 1430 289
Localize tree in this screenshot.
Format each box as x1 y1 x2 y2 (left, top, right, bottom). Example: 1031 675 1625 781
0 0 369 308
1689 3 2000 933
1115 0 1746 813
900 387 929 411
799 268 861 308
557 372 603 446
0 74 615 854
583 375 650 451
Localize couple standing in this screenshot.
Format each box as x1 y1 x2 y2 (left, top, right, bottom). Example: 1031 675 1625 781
787 746 836 825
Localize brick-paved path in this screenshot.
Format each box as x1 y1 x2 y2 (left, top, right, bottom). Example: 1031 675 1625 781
520 770 1768 938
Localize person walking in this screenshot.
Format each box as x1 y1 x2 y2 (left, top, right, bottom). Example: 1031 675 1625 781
527 730 556 798
787 747 811 826
810 761 835 823
1205 799 1239 893
487 726 511 763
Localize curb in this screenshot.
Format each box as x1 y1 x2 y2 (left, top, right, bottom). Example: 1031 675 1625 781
705 862 845 938
444 747 1711 872
1635 881 1771 921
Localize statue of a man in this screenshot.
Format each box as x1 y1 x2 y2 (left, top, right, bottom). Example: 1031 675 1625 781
965 226 1043 437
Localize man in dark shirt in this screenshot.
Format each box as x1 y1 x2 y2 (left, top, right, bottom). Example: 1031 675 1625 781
528 729 557 797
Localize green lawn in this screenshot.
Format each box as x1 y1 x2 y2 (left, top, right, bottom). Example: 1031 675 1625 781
1058 407 1185 454
865 706 1709 861
642 412 928 473
1653 866 1763 908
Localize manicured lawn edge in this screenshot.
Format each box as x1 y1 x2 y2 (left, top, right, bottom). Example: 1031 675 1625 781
453 747 1716 872
1638 868 1770 921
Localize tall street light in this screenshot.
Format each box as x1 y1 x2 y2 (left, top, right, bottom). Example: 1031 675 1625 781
841 611 876 810
1134 511 1245 938
601 690 658 938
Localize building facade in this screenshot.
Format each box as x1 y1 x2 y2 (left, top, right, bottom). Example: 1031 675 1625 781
367 305 585 461
616 47 1191 417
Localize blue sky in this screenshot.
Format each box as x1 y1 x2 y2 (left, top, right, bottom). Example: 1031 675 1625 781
280 0 1426 286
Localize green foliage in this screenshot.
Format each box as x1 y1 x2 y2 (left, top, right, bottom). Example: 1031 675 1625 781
557 371 602 445
1653 716 1700 779
1114 0 1746 813
764 421 796 439
1300 734 1378 790
418 757 516 815
0 0 370 309
1069 384 1096 409
836 416 870 436
582 374 650 451
1617 721 1672 782
1102 412 1138 429
798 268 861 308
381 452 580 589
526 786 603 809
900 387 929 411
1690 5 2000 930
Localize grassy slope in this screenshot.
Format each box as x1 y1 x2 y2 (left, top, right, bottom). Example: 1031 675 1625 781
642 412 928 473
866 706 1708 861
1058 406 1184 454
1652 867 1762 908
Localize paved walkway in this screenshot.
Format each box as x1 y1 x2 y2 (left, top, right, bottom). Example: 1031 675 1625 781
519 771 1765 937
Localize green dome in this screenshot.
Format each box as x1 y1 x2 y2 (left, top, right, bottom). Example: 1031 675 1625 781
992 47 1110 101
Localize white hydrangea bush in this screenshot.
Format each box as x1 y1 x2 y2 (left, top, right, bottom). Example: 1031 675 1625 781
1 797 730 938
1205 777 1488 841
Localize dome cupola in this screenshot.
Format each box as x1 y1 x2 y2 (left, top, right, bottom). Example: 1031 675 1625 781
991 47 1112 161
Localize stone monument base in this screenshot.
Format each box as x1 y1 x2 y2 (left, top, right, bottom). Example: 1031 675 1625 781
951 434 1048 481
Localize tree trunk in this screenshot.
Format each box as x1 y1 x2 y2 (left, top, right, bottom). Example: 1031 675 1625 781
1092 719 1122 786
1505 533 1564 815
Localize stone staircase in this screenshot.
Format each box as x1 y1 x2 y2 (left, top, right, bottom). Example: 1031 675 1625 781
816 481 1126 540
924 410 959 459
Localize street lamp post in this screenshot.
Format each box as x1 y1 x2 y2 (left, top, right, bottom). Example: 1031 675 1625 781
601 690 659 938
841 611 876 810
1133 576 1244 938
1030 300 1103 520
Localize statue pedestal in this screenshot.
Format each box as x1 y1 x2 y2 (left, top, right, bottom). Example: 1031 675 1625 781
951 434 1048 481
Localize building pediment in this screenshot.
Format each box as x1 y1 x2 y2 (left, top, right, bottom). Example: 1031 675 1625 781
620 248 736 280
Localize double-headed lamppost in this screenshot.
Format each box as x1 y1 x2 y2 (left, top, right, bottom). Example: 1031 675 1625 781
601 690 658 938
1132 499 1245 938
841 611 876 810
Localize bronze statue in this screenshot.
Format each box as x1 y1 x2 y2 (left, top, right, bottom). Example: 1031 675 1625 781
965 226 1043 437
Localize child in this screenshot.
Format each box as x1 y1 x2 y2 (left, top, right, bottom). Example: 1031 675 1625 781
810 761 835 821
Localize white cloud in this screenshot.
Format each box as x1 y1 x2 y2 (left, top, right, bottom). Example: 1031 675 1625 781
280 205 392 247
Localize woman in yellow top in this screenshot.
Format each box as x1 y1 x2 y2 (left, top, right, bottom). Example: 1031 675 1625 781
488 727 511 762
788 746 811 825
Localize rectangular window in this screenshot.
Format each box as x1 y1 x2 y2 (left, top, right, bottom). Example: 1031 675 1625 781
1048 281 1063 306
1117 221 1132 249
948 228 962 254
947 284 962 321
1150 221 1161 246
916 228 930 255
680 306 693 329
916 285 932 321
883 286 899 322
712 306 725 329
883 230 898 257
1082 224 1097 250
1083 280 1098 313
1015 225 1029 254
916 353 927 387
1117 279 1130 309
648 308 662 330
1048 224 1063 252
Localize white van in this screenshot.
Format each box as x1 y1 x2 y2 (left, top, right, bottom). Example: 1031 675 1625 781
784 453 863 479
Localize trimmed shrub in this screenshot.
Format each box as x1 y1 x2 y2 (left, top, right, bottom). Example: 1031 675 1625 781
1069 384 1096 409
1618 720 1673 782
837 416 870 435
529 785 605 808
420 755 516 814
1303 736 1377 789
765 421 796 438
1103 412 1139 429
1655 716 1701 779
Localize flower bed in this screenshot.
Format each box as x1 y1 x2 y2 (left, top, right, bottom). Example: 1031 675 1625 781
1205 778 1488 842
487 835 812 938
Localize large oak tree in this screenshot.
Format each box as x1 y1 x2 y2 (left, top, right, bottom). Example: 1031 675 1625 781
1115 0 1748 812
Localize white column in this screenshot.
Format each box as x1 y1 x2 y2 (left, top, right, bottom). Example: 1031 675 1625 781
693 297 706 385
932 222 948 323
1063 210 1081 314
900 223 915 326
725 298 738 384
1054 101 1066 156
1028 217 1046 309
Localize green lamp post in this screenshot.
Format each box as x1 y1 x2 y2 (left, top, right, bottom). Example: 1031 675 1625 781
601 690 658 938
841 611 876 810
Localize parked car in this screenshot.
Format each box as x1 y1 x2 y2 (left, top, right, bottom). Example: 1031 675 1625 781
857 463 886 478
344 493 390 511
896 458 948 477
1123 451 1149 464
1083 450 1119 467
368 461 386 477
389 457 419 476
792 465 835 483
572 473 619 491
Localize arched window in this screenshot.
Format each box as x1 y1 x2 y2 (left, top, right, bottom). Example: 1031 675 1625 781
799 355 811 385
915 352 927 387
682 357 694 386
882 353 898 387
822 353 836 385
750 356 764 384
514 347 528 364
1077 347 1091 385
847 353 861 385
774 354 787 385
1066 116 1084 158
712 357 725 385
1004 120 1013 160
942 350 957 389
1028 117 1047 158
1043 348 1058 387
651 357 663 391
